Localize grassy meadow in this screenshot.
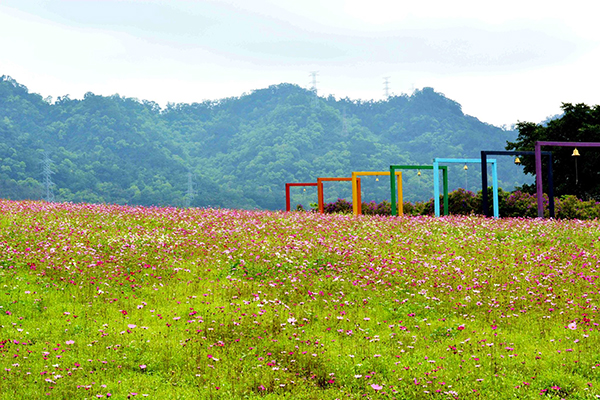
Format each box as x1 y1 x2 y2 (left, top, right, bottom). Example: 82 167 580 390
1 200 600 399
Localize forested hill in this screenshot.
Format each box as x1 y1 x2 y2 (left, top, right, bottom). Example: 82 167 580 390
0 75 522 209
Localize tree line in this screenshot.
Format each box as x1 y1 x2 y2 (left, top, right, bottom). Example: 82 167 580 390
4 75 592 210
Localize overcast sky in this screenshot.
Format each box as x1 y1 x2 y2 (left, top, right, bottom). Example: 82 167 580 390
1 0 598 127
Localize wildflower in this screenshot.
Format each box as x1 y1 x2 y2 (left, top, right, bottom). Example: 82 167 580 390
568 322 577 330
65 340 75 345
371 384 383 391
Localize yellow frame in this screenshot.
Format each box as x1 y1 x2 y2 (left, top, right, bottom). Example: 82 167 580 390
351 171 403 216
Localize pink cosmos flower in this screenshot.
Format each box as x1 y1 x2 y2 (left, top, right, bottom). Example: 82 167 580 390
371 384 383 391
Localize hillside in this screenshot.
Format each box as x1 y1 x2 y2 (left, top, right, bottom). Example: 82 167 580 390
0 75 525 209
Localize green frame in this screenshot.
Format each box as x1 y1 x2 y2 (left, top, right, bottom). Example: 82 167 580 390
390 165 448 216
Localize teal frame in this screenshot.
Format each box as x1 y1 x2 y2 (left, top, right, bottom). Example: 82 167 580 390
390 165 449 216
433 158 499 218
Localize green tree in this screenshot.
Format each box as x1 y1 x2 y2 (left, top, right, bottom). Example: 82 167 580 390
506 103 600 200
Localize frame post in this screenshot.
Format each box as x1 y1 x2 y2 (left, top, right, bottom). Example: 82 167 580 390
481 151 488 215
442 168 449 216
535 142 543 217
397 174 403 215
492 161 499 218
433 159 440 217
548 153 554 218
351 172 359 215
390 167 398 216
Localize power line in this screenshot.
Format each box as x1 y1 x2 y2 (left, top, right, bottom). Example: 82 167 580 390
184 171 195 208
309 71 319 108
383 77 390 98
41 151 55 202
309 71 318 94
341 107 348 136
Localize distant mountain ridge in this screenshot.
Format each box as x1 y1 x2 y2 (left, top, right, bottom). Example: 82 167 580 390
0 75 524 209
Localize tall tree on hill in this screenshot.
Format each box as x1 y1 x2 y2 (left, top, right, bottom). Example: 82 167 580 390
506 103 600 200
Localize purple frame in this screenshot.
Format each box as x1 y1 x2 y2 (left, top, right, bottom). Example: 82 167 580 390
535 141 600 217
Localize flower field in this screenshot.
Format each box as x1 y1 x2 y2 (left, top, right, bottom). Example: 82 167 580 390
1 200 600 399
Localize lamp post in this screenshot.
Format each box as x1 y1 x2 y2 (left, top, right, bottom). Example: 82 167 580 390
572 148 580 185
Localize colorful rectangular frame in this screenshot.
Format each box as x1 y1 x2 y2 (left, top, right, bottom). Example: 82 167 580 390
480 150 554 218
285 182 318 212
433 158 498 218
534 141 600 217
351 171 403 215
390 165 448 217
317 177 361 214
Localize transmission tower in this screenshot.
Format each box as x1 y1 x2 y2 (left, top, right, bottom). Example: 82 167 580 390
309 71 319 108
184 171 196 208
383 77 390 98
41 152 55 202
341 107 348 136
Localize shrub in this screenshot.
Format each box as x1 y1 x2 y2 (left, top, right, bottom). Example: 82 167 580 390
315 189 600 219
556 195 600 220
503 190 541 218
446 188 481 215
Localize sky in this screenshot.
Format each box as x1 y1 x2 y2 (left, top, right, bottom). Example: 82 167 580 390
0 0 598 127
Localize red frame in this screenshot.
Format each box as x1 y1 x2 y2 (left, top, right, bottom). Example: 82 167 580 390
285 183 318 212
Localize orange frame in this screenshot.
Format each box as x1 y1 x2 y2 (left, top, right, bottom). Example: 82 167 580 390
317 177 361 214
351 171 402 215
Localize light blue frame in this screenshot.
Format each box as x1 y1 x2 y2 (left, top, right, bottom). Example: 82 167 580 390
433 158 499 218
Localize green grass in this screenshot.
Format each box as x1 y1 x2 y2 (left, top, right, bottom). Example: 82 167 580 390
1 200 600 399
